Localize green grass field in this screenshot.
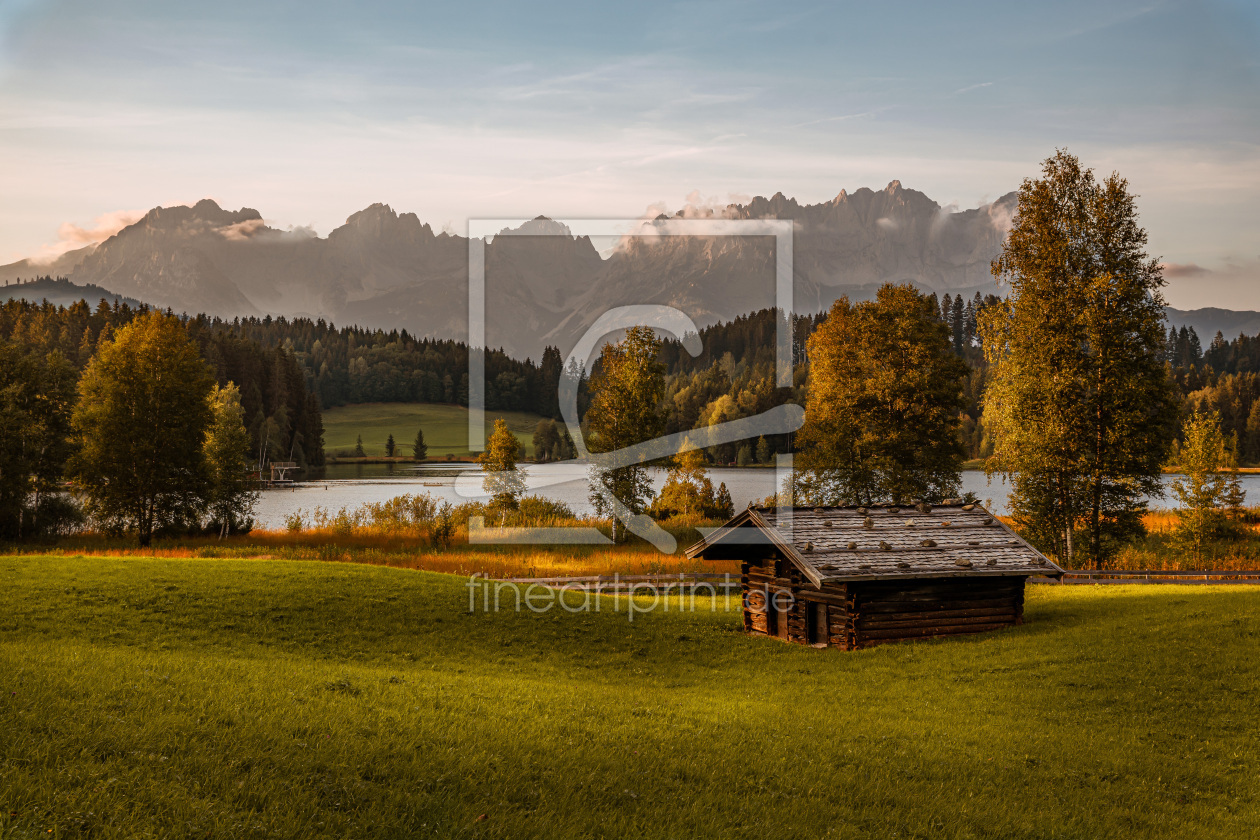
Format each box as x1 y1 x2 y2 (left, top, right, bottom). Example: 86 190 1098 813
320 403 548 459
1 555 1258 839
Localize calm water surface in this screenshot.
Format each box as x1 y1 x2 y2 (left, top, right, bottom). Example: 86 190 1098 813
253 464 1260 530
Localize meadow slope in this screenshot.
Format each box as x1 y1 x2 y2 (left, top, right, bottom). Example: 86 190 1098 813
320 403 547 459
0 555 1257 839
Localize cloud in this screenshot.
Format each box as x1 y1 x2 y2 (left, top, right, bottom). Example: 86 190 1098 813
675 189 750 220
216 218 267 241
1161 259 1260 309
604 191 755 253
985 197 1017 234
953 82 993 95
30 209 144 263
1161 262 1211 278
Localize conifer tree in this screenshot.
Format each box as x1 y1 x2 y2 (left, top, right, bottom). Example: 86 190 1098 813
412 426 428 461
714 482 734 519
532 419 560 462
951 295 965 353
1244 401 1260 465
479 418 525 513
0 343 76 538
1171 411 1230 565
354 434 365 457
385 433 395 457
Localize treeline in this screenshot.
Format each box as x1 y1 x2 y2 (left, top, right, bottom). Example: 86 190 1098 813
1 311 263 542
0 298 324 469
654 298 1003 465
196 314 567 416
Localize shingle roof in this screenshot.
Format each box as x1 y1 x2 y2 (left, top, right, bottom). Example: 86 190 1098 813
685 502 1064 586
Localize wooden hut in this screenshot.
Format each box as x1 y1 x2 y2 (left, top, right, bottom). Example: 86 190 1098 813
686 502 1063 649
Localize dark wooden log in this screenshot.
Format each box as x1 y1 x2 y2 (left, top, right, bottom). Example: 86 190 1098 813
796 591 851 606
856 613 1017 631
855 604 1019 623
857 621 1014 641
856 596 1020 614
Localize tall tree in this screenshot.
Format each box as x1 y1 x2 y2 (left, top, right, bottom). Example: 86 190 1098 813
479 418 525 513
412 426 428 461
204 382 258 538
0 343 77 538
1170 411 1230 565
794 284 969 505
1245 401 1260 465
70 313 215 546
584 326 665 542
652 445 719 519
532 419 559 462
385 433 396 458
979 150 1178 567
755 435 771 465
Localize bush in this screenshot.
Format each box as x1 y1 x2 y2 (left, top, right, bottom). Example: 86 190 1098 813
27 494 85 538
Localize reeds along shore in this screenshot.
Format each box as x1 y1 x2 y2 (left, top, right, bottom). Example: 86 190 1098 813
12 498 1260 576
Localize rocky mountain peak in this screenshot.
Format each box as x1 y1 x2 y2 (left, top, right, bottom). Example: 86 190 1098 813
138 200 263 234
4 183 1025 356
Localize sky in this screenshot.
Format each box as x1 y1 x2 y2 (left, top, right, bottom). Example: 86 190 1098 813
0 0 1257 308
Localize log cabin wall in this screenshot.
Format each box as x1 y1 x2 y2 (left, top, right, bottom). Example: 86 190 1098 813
848 577 1025 649
740 554 785 639
743 553 855 649
741 558 1026 650
797 582 854 649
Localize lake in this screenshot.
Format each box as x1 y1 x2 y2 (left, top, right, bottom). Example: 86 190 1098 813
252 464 1260 530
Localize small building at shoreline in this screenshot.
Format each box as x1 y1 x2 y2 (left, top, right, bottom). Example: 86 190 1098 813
685 502 1063 650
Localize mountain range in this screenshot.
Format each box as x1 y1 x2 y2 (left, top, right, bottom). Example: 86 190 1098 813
3 183 1242 358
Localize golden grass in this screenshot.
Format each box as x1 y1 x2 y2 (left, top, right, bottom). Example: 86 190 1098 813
23 527 739 580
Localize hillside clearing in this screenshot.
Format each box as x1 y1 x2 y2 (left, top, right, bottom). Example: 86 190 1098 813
319 403 547 458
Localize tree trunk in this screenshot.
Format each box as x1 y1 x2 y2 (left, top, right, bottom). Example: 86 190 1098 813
1091 478 1102 570
1062 478 1073 567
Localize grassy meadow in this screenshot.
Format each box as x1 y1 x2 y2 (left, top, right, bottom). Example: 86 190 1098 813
1 554 1258 839
320 403 547 459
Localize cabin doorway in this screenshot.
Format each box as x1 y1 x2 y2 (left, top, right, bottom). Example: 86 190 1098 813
806 602 828 645
769 588 790 641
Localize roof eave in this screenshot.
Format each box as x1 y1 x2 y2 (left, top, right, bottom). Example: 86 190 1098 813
745 508 824 589
817 568 1056 583
683 508 756 559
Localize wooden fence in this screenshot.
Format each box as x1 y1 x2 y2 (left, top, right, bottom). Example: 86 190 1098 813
497 573 740 593
500 570 1260 591
1031 569 1260 585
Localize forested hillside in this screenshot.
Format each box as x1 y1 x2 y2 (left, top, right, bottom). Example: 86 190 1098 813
8 287 1251 469
0 298 325 469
